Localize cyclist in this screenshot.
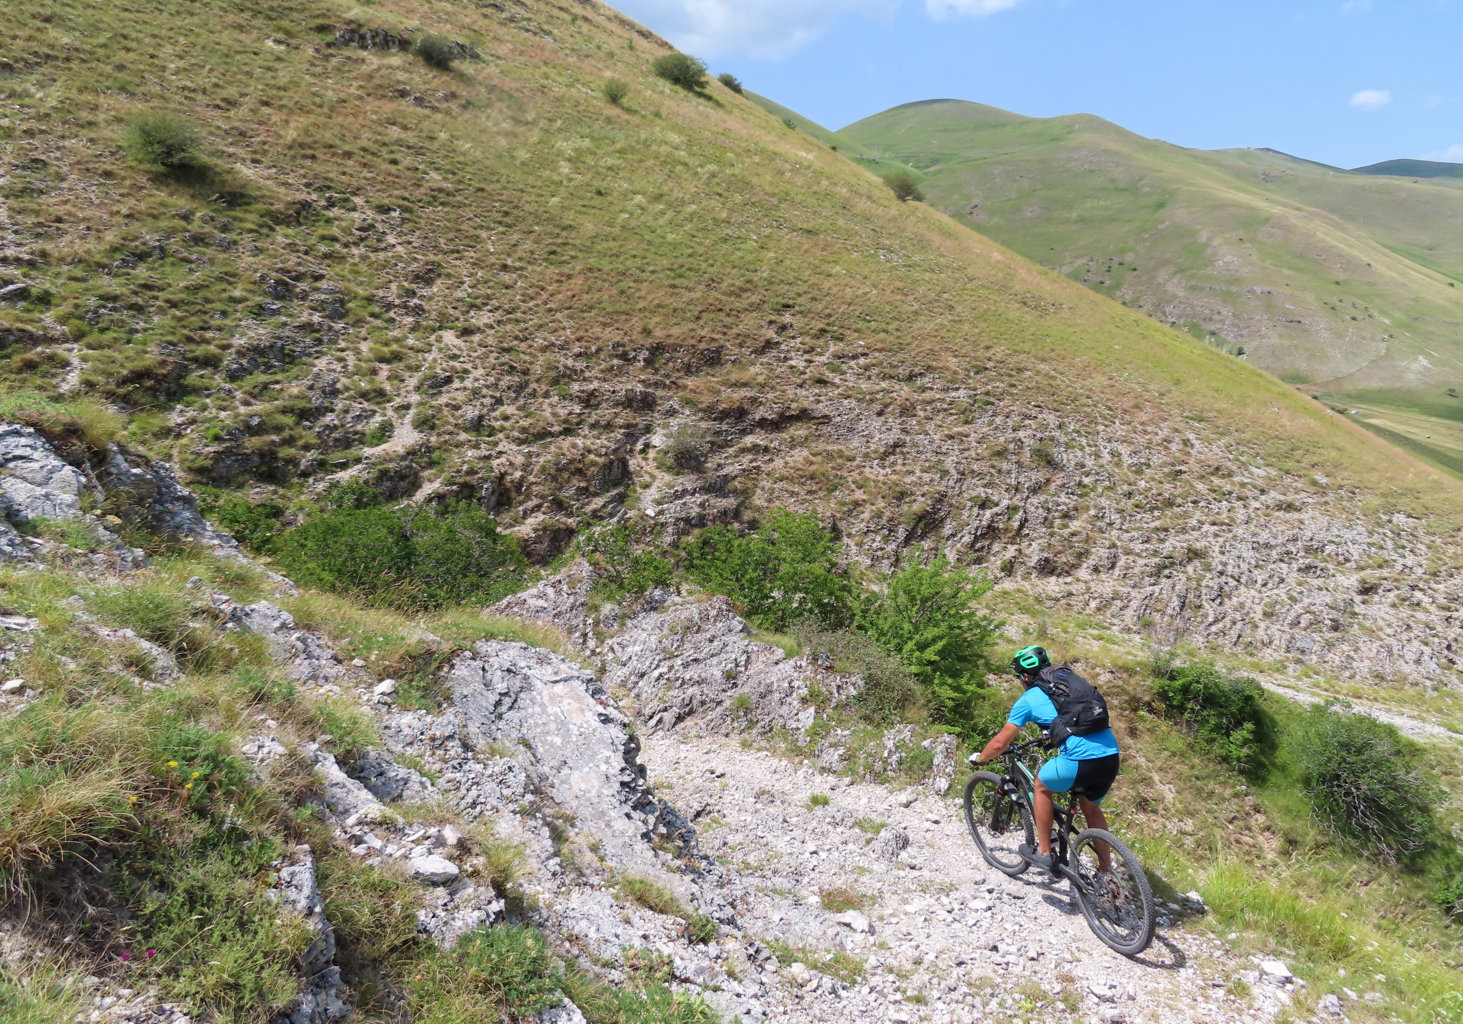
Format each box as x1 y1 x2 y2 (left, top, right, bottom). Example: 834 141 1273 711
972 645 1119 873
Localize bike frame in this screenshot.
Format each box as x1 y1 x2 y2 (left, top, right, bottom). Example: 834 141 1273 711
1000 737 1084 884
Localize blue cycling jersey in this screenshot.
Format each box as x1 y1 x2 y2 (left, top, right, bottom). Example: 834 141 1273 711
1008 687 1119 760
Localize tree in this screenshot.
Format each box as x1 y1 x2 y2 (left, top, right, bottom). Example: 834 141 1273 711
883 171 923 203
651 53 708 91
857 558 1000 726
717 72 743 94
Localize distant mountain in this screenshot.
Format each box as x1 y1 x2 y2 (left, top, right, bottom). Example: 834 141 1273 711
1352 158 1463 180
836 100 1463 466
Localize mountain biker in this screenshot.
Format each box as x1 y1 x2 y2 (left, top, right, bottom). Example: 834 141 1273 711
972 646 1119 873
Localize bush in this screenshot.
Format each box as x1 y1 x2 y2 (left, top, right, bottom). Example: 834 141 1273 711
657 421 711 472
1295 701 1433 863
794 626 921 725
1436 877 1463 919
857 559 1000 728
684 509 854 630
602 78 629 105
883 171 923 203
1150 656 1269 772
197 491 283 552
651 53 708 91
414 33 457 70
717 72 743 94
580 523 673 600
272 501 526 610
125 111 207 173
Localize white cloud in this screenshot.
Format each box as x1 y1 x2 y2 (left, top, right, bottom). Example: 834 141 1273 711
925 0 1028 17
1350 89 1392 110
1342 0 1373 12
615 0 895 60
1430 143 1463 162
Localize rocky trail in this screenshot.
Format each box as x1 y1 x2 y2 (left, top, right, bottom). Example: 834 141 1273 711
635 732 1302 1024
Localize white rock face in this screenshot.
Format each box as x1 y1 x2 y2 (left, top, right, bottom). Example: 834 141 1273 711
445 640 694 878
0 423 87 522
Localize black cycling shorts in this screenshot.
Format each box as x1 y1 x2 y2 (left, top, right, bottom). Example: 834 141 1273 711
1039 752 1120 803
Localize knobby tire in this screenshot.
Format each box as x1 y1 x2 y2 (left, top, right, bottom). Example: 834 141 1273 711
962 771 1034 877
1069 827 1156 956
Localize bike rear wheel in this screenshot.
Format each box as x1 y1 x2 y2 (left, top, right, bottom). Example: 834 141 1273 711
962 771 1035 877
1069 828 1155 956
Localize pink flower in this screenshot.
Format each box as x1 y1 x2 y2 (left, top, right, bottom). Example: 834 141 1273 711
119 951 131 962
146 949 157 959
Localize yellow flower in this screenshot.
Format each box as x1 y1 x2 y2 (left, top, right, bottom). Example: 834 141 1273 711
191 771 200 779
129 795 138 804
167 761 178 768
184 783 193 791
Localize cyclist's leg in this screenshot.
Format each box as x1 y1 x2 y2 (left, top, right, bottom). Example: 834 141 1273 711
1032 775 1056 855
1076 795 1113 872
1035 755 1079 856
1072 755 1120 872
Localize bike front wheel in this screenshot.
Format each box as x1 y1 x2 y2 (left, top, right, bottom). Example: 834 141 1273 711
962 771 1035 877
1069 828 1155 956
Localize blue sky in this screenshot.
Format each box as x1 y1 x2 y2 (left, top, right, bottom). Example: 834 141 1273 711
610 0 1462 169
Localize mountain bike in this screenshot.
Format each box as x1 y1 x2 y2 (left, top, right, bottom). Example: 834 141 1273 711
962 737 1155 956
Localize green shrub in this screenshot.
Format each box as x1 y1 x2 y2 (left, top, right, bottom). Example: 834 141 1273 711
717 72 743 94
271 501 526 610
197 491 283 552
1295 701 1433 864
324 477 386 510
657 421 711 472
1436 877 1463 919
857 559 1000 728
602 78 629 105
414 33 457 70
685 509 854 630
651 53 707 91
581 523 673 599
125 111 207 172
1150 656 1269 772
883 171 923 203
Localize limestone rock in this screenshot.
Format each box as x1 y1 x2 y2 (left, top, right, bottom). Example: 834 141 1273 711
408 854 460 885
270 846 348 1024
350 748 436 804
0 423 87 522
444 640 696 875
870 826 910 861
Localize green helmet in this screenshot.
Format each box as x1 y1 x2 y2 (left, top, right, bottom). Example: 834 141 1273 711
1010 645 1050 677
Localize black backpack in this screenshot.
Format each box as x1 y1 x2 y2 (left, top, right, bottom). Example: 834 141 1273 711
1032 666 1110 747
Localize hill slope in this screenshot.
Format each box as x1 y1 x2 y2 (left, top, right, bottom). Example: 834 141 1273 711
836 100 1463 460
0 0 1461 694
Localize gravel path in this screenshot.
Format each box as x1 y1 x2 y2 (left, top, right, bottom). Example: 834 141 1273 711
642 733 1299 1024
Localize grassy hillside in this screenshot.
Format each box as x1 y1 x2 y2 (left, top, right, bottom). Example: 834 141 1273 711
3 0 1463 690
837 100 1463 466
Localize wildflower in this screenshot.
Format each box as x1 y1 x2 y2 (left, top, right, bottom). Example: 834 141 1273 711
167 760 178 768
184 783 193 791
119 951 131 962
145 949 157 959
191 771 201 779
